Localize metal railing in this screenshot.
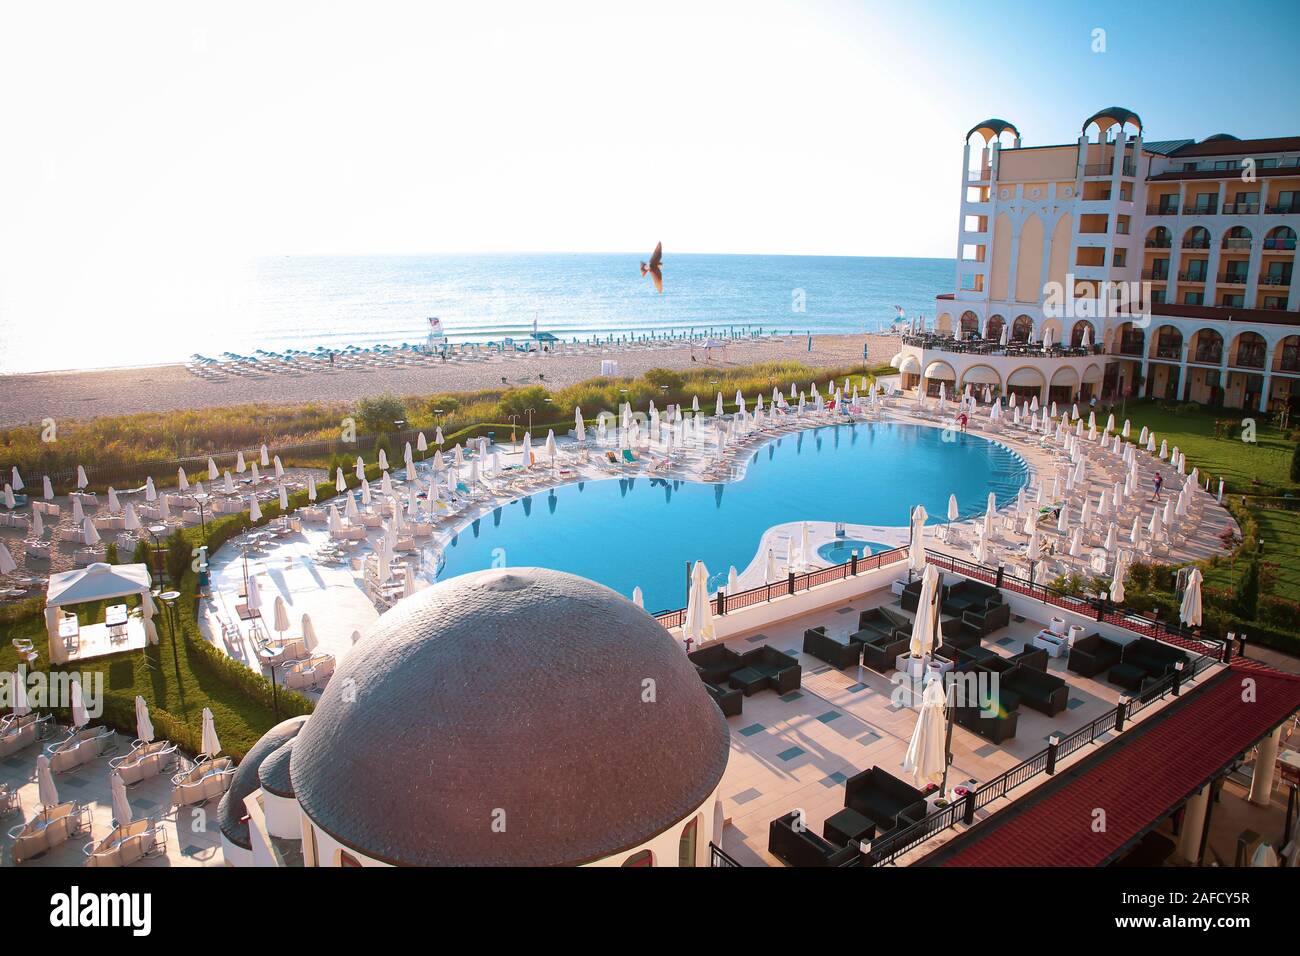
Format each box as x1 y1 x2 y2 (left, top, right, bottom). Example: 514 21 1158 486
654 546 909 626
709 841 742 867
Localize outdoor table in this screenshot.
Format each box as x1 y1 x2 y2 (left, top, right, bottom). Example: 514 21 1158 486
105 604 128 640
823 807 876 846
235 604 262 622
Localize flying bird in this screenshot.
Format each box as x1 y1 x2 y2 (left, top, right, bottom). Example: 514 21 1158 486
640 242 663 293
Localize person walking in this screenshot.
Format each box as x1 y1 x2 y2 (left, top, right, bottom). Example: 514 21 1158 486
1151 471 1163 500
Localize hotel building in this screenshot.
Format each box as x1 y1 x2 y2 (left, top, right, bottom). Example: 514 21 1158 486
899 108 1300 413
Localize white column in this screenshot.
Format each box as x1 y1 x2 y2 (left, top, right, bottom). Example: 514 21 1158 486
1173 785 1210 864
1244 232 1265 309
1249 726 1282 806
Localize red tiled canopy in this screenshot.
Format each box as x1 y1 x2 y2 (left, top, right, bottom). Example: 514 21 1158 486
928 661 1300 867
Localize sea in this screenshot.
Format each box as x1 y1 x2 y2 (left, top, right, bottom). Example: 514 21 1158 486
0 253 952 373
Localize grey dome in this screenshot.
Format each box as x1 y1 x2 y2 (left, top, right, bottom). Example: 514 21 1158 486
258 738 296 798
290 567 729 866
219 716 309 850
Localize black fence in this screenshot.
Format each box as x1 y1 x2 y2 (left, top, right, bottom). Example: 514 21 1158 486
709 842 742 867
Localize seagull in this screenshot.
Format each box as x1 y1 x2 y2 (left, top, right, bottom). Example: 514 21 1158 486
640 241 663 293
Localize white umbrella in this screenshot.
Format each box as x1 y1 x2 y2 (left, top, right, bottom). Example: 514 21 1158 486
207 457 219 481
72 496 84 524
799 522 811 569
715 392 724 416
278 483 289 511
301 614 318 652
765 549 780 584
70 677 89 729
273 595 290 636
235 451 246 474
82 515 100 546
76 465 89 489
0 541 14 576
1180 568 1203 628
901 675 948 790
248 496 262 523
684 560 716 646
106 487 120 512
9 466 22 491
631 586 644 608
521 431 533 466
246 574 262 613
378 448 390 471
110 770 133 825
727 566 739 593
144 476 157 502
3 485 15 512
135 695 155 743
545 430 558 467
983 492 996 541
1250 843 1279 867
355 456 365 481
947 494 959 524
1129 516 1141 545
37 754 59 808
43 475 53 500
1069 527 1082 557
1026 528 1041 562
200 707 222 757
123 503 141 532
335 468 346 493
1110 556 1126 603
1056 503 1069 534
908 505 928 570
908 565 942 657
260 444 270 467
177 467 190 492
30 508 44 538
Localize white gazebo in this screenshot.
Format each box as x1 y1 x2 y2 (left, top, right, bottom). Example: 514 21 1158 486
44 563 157 663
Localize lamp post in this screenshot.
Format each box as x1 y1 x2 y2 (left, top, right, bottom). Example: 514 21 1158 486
159 589 182 680
147 524 168 587
191 491 210 545
258 647 280 720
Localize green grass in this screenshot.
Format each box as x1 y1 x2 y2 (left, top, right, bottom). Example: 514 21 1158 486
1256 506 1300 603
1113 399 1296 494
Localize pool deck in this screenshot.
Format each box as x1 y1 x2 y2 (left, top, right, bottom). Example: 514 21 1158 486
192 395 1237 686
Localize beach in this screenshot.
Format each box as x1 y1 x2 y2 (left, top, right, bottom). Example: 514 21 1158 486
0 333 902 427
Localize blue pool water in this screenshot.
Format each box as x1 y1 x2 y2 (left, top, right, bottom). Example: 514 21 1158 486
437 422 1028 612
816 539 889 564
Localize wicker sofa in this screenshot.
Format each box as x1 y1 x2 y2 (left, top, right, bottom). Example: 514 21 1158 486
852 606 912 673
843 767 929 833
1066 633 1124 677
803 627 861 669
768 811 860 867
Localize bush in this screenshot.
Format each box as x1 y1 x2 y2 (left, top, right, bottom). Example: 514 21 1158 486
1291 443 1300 483
644 368 685 392
497 386 553 421
355 394 406 434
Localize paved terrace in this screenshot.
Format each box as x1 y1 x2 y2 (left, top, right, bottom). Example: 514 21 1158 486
697 567 1228 867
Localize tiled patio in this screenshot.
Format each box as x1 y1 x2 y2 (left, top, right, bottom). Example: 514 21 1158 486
1 729 224 867
712 582 1211 866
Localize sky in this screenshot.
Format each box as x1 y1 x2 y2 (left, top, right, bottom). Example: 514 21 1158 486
1 0 1299 339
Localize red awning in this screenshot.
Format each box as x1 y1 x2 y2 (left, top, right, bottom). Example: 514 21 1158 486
928 660 1300 867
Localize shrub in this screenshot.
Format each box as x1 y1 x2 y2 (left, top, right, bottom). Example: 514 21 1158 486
497 386 553 421
355 394 406 434
644 368 685 392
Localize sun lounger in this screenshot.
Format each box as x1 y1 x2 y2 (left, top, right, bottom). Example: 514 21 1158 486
46 725 115 772
283 653 336 690
8 801 90 863
83 818 167 867
0 712 53 757
171 755 236 808
109 738 179 785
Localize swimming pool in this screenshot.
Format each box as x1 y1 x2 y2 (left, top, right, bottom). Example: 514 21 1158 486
437 422 1028 612
815 539 890 564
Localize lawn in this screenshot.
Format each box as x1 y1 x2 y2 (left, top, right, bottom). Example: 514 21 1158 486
1256 505 1300 603
1110 399 1296 494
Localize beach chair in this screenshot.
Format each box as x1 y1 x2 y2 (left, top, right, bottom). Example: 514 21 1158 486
8 801 91 863
0 712 54 758
46 725 115 773
109 738 179 785
621 449 638 465
170 755 236 808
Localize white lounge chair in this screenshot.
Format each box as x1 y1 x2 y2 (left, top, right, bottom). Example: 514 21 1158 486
170 755 236 808
7 801 90 863
0 712 54 758
108 739 179 785
46 725 115 772
83 818 167 867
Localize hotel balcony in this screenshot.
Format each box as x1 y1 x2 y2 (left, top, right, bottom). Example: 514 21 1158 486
1221 202 1260 215
1177 271 1208 283
1263 237 1298 250
1141 270 1169 281
1183 204 1218 216
1182 239 1210 250
1261 274 1293 287
1084 161 1136 177
1234 347 1266 369
1144 237 1172 248
1222 238 1252 251
1265 203 1300 215
1146 205 1179 216
1153 343 1182 360
1193 347 1224 365
1217 274 1249 286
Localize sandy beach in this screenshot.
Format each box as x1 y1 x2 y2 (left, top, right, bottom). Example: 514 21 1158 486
0 334 902 427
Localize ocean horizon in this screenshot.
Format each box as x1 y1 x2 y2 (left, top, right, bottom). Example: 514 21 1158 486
0 253 952 374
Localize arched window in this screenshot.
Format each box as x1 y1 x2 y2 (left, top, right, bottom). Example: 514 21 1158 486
1145 226 1171 249
678 818 699 867
985 314 1005 341
337 850 363 867
1183 226 1210 250
960 311 980 337
1011 315 1033 342
622 850 654 867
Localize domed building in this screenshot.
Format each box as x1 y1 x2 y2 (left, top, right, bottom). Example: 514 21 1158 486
225 568 731 867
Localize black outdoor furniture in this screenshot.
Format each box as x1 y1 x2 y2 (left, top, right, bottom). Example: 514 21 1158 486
803 626 862 670
1009 645 1049 672
1066 633 1124 677
952 687 1021 743
1108 661 1151 692
960 600 1012 638
703 682 743 717
1120 638 1189 679
689 643 742 686
852 606 912 673
768 811 860 867
940 580 1001 617
727 646 802 696
1004 665 1069 716
938 616 982 653
901 577 949 614
843 767 928 833
822 807 877 847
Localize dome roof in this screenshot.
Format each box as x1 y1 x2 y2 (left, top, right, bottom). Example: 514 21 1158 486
219 716 309 850
1083 107 1143 134
258 738 296 798
966 118 1019 143
290 568 730 866
1201 133 1239 143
